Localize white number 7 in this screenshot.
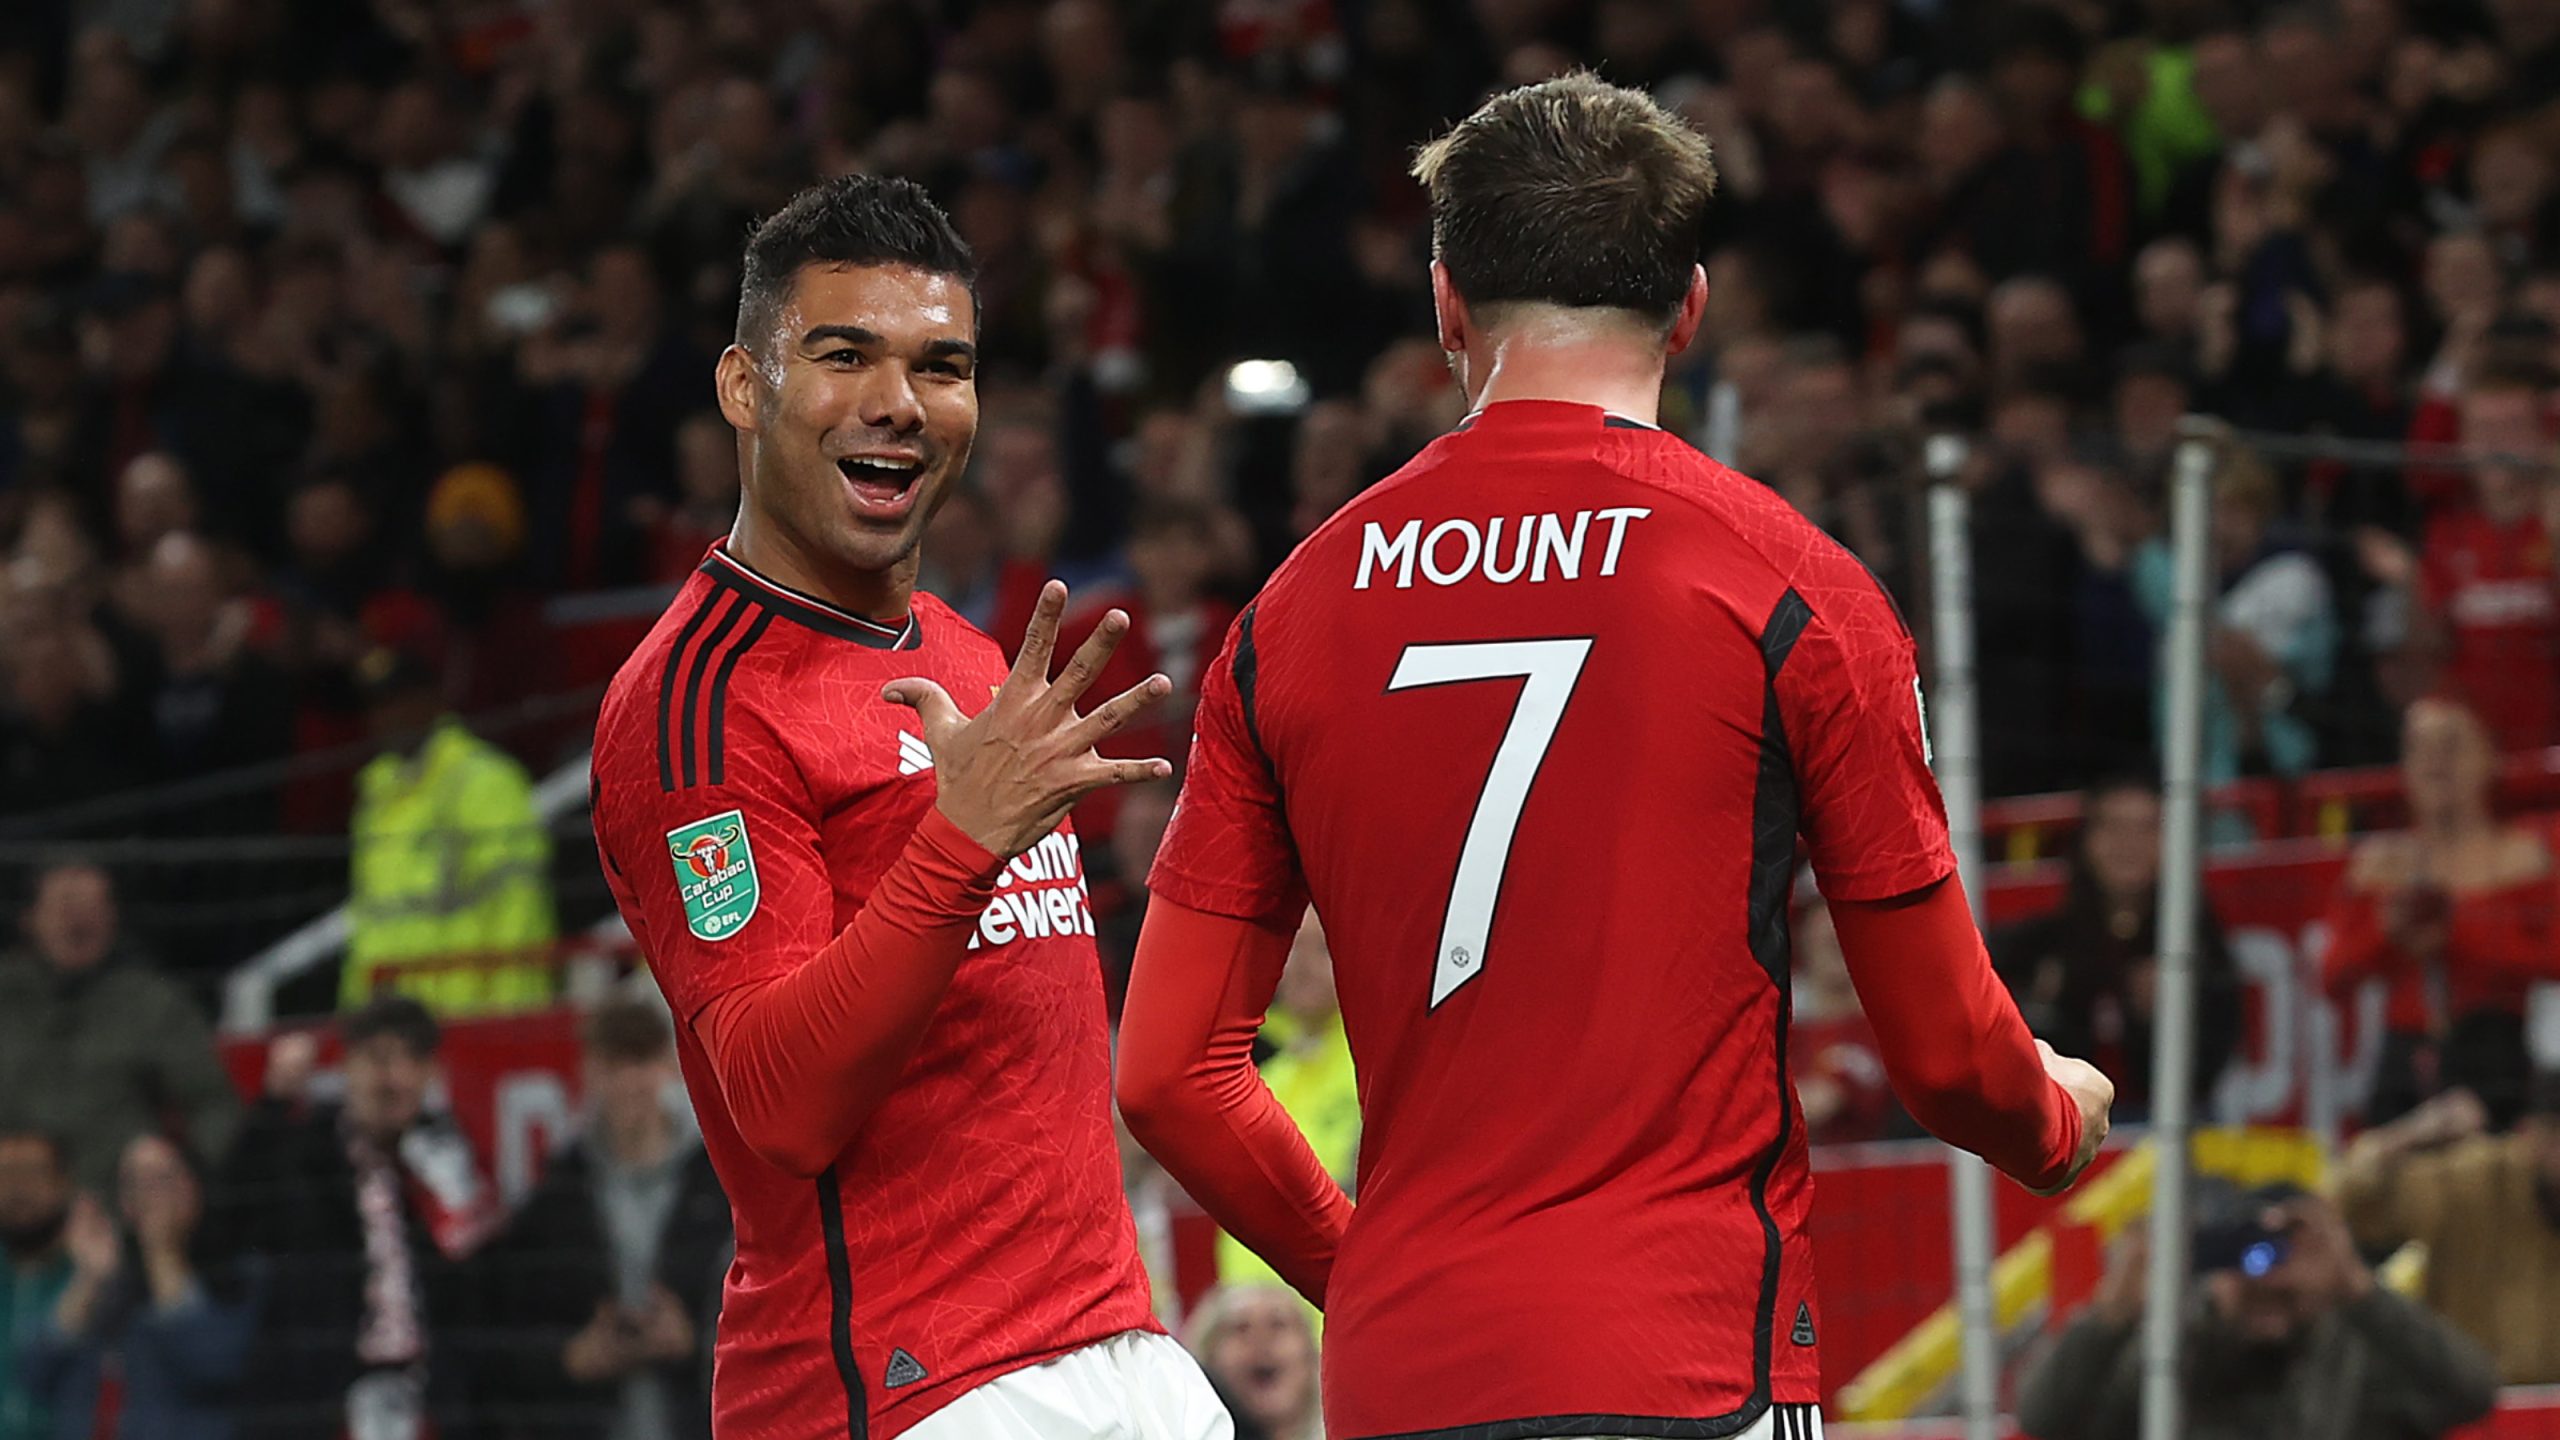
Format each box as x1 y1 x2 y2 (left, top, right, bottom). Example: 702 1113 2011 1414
1387 638 1592 1008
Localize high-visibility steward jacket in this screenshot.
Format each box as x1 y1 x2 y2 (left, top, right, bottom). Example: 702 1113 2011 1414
1215 1006 1359 1291
341 718 557 1016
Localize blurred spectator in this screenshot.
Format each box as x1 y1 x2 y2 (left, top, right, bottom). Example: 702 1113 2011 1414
518 245 704 592
2131 238 2207 357
1287 398 1372 541
918 483 1007 634
634 414 738 586
2340 1077 2560 1384
373 79 494 250
2134 448 2335 788
0 1130 73 1440
417 462 555 727
1060 500 1239 840
0 571 140 818
1964 412 2096 797
2412 365 2560 755
1995 779 2240 1122
104 450 198 616
475 999 725 1440
1217 914 1355 1288
204 999 493 1440
2276 279 2416 533
0 860 240 1194
120 532 291 821
2323 699 2560 1126
1183 1285 1321 1440
1092 776 1177 999
2017 1184 2498 1440
1790 896 1893 1146
341 645 555 1017
25 1134 249 1440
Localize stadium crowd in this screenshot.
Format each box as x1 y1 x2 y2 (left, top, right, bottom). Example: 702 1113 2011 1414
2 0 2560 1435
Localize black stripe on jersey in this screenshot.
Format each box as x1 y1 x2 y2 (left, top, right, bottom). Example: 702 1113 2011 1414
1745 588 1813 1415
706 609 778 786
1233 603 1271 765
1750 591 1812 977
656 590 727 792
678 594 751 789
817 1168 869 1439
699 549 922 650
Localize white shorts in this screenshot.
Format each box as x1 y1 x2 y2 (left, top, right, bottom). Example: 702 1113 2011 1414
903 1330 1234 1440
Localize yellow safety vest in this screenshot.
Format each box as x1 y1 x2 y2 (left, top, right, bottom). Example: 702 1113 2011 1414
1217 1008 1360 1293
340 718 557 1017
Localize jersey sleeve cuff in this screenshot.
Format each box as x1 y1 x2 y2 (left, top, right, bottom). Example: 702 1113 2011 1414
1814 850 1957 905
911 809 1007 895
1146 858 1298 928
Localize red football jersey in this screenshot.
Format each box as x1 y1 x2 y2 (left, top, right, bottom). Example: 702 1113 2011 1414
591 545 1158 1439
2419 507 2560 753
1150 401 1954 1436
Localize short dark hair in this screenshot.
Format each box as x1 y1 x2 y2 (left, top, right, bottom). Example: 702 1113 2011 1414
27 855 112 904
343 995 440 1058
582 997 674 1064
735 174 978 350
2082 771 2160 809
0 1128 68 1173
1412 72 1718 329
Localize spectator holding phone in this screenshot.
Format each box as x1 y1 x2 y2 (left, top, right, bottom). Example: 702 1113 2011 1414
2321 698 2560 1125
2017 1183 2498 1440
2340 1075 2560 1384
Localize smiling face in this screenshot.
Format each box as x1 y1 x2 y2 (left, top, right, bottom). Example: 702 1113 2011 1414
717 262 980 600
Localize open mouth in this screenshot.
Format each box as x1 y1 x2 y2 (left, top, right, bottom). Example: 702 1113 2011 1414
838 453 927 518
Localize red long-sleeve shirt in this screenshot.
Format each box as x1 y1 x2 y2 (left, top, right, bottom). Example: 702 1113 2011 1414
1116 400 2081 1438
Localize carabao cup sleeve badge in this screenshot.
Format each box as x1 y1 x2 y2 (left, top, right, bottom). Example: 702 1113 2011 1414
666 810 759 942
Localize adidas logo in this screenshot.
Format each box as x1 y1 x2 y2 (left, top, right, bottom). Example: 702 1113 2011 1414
897 731 934 777
1791 1300 1817 1347
883 1346 928 1389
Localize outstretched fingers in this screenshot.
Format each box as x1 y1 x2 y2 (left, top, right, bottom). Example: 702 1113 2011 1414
1087 755 1175 789
1049 608 1130 710
1065 672 1172 753
1006 581 1070 692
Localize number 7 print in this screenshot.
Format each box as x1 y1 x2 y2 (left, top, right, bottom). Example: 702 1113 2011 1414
1386 638 1592 1008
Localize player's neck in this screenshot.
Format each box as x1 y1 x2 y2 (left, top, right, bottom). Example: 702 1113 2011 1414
1461 336 1666 427
726 509 918 623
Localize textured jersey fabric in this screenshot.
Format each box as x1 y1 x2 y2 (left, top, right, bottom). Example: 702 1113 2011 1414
592 545 1157 1439
1150 401 1956 1438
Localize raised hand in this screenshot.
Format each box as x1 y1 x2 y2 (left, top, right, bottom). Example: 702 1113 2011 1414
265 1030 321 1102
883 580 1173 859
63 1193 121 1280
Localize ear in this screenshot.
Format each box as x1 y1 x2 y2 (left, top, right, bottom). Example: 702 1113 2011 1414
1430 261 1470 356
715 345 764 433
1665 264 1712 357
